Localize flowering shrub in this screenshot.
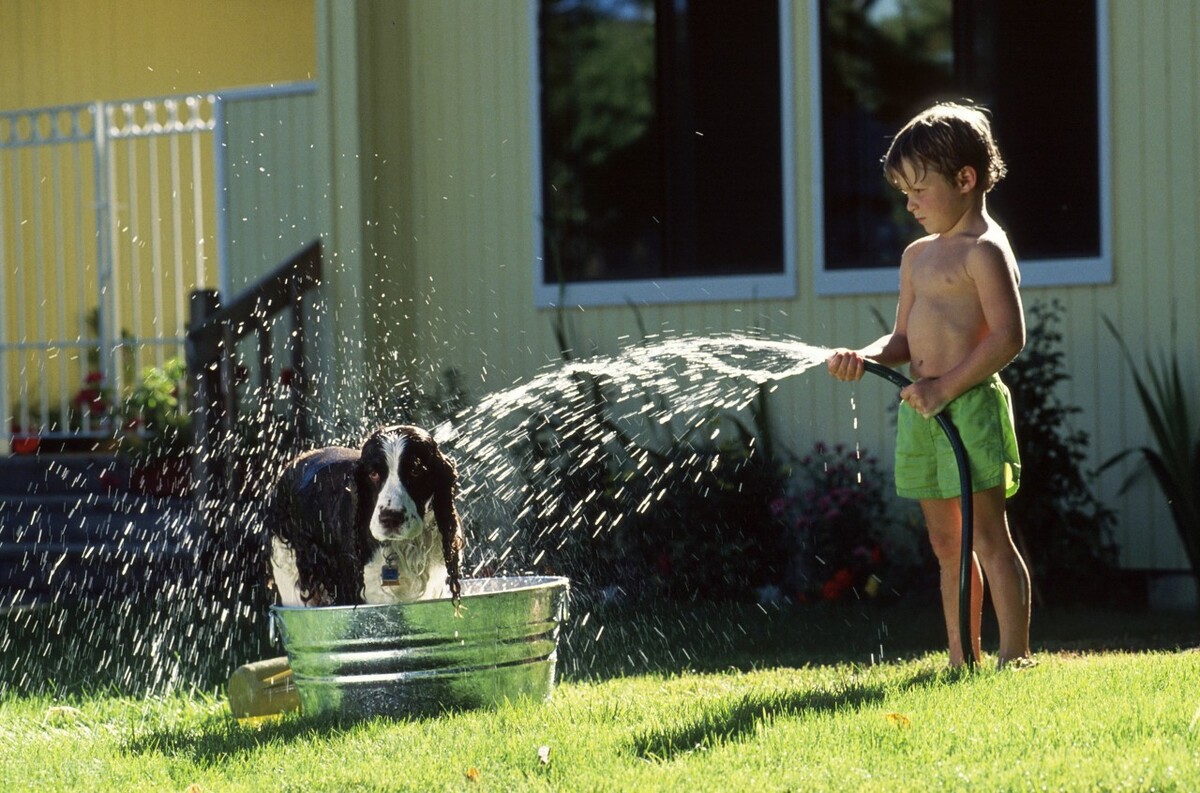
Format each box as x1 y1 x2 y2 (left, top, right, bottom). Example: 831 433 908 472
773 442 894 602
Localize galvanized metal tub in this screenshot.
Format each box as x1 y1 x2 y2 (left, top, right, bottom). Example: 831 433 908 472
270 575 570 719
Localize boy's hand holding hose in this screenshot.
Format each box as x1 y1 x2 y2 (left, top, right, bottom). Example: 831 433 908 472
827 349 947 418
826 349 866 382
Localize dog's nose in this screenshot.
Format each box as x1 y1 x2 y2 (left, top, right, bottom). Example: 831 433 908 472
377 508 409 532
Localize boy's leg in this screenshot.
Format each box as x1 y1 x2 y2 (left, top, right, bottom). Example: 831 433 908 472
921 497 983 667
970 485 1032 664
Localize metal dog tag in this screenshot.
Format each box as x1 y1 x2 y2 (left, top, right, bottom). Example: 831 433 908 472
381 566 401 587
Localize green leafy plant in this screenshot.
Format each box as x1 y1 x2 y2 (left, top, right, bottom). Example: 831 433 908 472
1003 301 1119 606
121 357 193 459
1101 316 1200 604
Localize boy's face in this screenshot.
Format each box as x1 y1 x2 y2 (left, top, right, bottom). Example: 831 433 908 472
890 158 975 235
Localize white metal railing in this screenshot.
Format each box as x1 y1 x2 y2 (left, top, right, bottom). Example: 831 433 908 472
0 83 315 453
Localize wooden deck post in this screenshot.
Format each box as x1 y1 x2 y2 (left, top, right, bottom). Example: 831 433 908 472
187 289 224 509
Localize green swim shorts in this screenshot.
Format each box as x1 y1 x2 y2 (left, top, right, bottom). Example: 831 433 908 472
894 373 1021 500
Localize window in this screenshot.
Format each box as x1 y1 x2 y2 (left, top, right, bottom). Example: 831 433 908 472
814 0 1111 294
534 0 795 307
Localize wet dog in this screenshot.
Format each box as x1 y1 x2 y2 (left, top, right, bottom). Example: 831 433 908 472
266 424 464 606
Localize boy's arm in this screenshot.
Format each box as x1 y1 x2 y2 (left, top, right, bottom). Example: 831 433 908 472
828 247 915 381
901 239 1024 415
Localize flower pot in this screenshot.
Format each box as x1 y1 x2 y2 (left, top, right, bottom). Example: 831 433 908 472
10 433 40 455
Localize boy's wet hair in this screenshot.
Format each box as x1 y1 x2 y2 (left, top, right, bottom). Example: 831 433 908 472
883 101 1007 192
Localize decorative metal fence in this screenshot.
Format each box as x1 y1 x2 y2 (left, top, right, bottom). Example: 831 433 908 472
0 83 316 453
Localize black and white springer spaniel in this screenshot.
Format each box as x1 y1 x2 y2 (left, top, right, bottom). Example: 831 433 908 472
266 424 465 607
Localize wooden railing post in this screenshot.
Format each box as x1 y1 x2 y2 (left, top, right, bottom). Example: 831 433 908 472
185 240 321 525
187 288 224 509
290 275 310 444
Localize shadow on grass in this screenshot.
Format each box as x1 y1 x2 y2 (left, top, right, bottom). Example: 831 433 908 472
630 668 953 761
122 705 461 763
121 667 955 765
560 599 1200 683
559 598 947 682
124 711 343 762
630 683 884 761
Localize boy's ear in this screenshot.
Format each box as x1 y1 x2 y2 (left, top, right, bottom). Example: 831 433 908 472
955 165 978 193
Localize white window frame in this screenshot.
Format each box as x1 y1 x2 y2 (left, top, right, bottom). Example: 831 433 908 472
810 0 1113 295
530 0 798 309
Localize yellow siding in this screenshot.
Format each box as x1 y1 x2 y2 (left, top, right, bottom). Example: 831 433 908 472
335 1 1200 572
0 0 315 112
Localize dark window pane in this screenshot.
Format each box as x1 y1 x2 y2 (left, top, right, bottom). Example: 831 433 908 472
984 0 1100 260
820 0 953 271
820 0 1101 271
539 0 784 285
540 1 663 283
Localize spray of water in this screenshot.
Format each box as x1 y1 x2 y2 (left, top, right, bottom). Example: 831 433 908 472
1 327 846 696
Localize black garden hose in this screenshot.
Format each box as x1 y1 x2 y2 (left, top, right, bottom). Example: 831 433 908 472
862 361 977 668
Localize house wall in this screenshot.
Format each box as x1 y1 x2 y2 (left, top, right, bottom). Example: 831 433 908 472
330 1 1200 573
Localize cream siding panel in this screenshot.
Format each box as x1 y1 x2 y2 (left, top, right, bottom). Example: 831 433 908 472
1099 0 1199 569
222 89 320 292
1099 1 1195 568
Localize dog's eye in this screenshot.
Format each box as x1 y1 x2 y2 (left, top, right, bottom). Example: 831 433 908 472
368 471 381 484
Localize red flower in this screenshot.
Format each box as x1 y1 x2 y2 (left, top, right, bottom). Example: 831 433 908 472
74 372 108 415
74 387 106 415
820 568 856 601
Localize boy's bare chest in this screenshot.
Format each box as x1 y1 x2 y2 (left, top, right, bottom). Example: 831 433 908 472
909 243 975 298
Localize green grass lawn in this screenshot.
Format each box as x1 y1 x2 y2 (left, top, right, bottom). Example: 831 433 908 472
2 604 1198 791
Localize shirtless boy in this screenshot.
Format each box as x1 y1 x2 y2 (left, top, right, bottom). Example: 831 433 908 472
827 102 1032 668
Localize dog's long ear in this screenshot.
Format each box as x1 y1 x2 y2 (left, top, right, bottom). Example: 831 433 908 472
430 444 465 601
350 453 376 565
351 454 369 525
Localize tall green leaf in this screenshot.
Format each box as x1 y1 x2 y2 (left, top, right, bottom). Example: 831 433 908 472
1102 317 1200 598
